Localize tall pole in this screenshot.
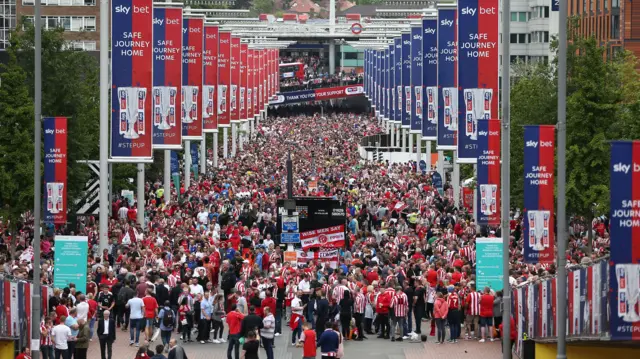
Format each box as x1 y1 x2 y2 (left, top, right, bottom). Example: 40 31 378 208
164 150 170 204
223 127 229 158
213 132 219 168
200 136 206 175
31 0 43 356
108 163 113 204
231 123 237 157
136 163 144 226
287 151 293 199
556 0 568 356
98 0 109 253
501 0 512 356
453 151 460 207
185 140 191 189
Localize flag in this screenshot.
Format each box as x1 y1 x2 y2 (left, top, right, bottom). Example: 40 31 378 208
436 4 457 150
44 117 68 224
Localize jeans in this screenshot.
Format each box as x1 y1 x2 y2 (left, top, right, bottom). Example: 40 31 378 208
291 318 302 344
89 318 96 339
339 313 351 339
98 338 113 359
262 337 274 359
275 306 283 334
448 309 461 340
198 318 210 341
413 305 424 334
376 313 389 337
161 329 172 347
227 334 241 359
390 316 405 339
354 313 364 339
41 345 55 359
129 318 142 343
66 341 76 359
54 348 69 359
74 347 87 359
435 318 446 343
405 306 413 335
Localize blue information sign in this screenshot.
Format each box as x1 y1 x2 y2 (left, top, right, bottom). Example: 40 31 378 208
281 233 301 244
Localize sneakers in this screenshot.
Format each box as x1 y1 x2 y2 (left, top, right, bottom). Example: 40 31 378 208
274 333 281 337
200 341 206 344
490 338 495 342
129 341 134 346
402 336 410 340
479 339 486 343
219 338 227 343
212 339 221 344
135 343 140 347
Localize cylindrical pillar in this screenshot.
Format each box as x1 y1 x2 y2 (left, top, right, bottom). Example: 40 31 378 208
213 132 219 168
223 127 228 158
426 141 432 171
184 140 191 189
329 41 336 75
239 122 245 152
164 150 170 204
136 163 144 226
415 138 421 172
231 122 237 157
453 152 460 208
200 137 206 175
408 132 414 155
437 150 444 176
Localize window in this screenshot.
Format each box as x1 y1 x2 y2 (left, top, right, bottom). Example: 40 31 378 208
519 34 527 43
519 12 527 22
544 6 549 18
511 12 518 21
66 40 96 51
24 16 96 31
510 55 526 64
22 0 96 5
611 15 620 38
510 33 518 43
605 0 608 10
612 0 619 8
345 52 358 60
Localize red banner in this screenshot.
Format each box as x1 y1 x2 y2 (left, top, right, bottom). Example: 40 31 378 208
203 25 218 132
230 36 240 123
300 225 346 250
258 49 264 113
296 248 339 269
247 49 254 120
217 32 230 127
181 17 204 140
240 43 248 122
44 117 67 224
462 187 473 211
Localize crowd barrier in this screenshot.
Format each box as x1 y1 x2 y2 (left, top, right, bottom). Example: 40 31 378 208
511 259 610 358
0 277 53 353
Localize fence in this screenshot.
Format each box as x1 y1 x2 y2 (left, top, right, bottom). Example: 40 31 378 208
512 258 610 358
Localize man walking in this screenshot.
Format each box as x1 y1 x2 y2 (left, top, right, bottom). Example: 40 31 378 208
97 310 116 359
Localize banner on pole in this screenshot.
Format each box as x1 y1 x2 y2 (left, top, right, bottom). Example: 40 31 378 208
609 140 640 340
190 142 199 181
110 0 153 161
181 17 204 140
53 236 88 293
383 48 389 121
152 7 183 149
217 32 231 127
476 237 504 291
170 151 180 199
203 24 219 133
240 43 248 122
476 119 500 226
523 125 555 263
456 0 499 163
44 117 68 224
436 5 458 150
411 26 423 134
401 32 411 129
422 17 437 140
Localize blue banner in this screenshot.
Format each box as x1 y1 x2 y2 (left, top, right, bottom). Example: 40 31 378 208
422 17 437 140
54 236 88 293
190 142 199 173
476 237 504 291
401 32 411 129
437 5 458 150
374 50 380 112
364 49 369 99
394 38 402 124
383 48 389 120
170 150 179 176
389 44 395 123
431 171 443 195
608 141 640 341
411 26 423 134
552 0 559 11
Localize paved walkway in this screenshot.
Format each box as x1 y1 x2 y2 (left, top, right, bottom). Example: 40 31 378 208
86 323 502 359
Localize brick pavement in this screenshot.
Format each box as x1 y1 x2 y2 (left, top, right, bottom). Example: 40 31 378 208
86 326 501 359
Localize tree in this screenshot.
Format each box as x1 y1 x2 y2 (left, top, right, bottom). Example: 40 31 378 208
251 0 275 14
0 52 35 226
9 23 101 209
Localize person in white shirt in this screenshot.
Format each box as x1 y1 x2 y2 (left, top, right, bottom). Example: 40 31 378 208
189 278 204 297
290 291 304 346
197 210 209 225
75 294 90 322
125 293 145 345
52 317 72 357
118 206 129 220
262 236 275 249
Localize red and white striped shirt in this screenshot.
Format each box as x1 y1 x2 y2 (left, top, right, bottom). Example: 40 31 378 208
354 292 366 313
332 285 347 302
40 322 53 346
329 273 338 286
235 281 246 296
466 292 481 315
436 268 446 284
390 292 409 317
322 283 331 298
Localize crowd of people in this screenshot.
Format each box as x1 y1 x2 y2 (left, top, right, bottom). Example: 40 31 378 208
0 108 612 359
279 53 364 92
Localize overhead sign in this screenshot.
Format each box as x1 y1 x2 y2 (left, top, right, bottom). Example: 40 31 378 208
281 233 301 244
282 215 299 232
269 85 364 106
351 22 363 34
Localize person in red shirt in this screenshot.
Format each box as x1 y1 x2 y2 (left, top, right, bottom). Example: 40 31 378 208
375 286 392 339
426 265 438 287
451 267 462 285
142 289 158 342
261 290 277 319
499 316 517 353
297 321 316 358
366 268 379 284
100 270 118 290
55 298 69 325
446 286 461 342
478 287 495 343
226 304 245 359
15 347 30 359
86 293 98 339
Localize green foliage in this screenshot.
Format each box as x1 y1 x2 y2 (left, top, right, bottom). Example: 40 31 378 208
356 0 384 4
0 52 35 223
5 23 100 213
509 29 640 221
251 0 275 14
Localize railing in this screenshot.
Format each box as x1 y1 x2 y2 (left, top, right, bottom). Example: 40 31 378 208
511 258 610 358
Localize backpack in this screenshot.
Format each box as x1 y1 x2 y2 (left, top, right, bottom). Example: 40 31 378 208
162 308 174 327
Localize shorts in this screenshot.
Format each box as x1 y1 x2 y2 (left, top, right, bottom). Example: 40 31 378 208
479 317 493 327
145 318 155 327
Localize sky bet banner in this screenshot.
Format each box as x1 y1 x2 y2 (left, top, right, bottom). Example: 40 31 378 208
44 117 67 224
384 48 390 121
152 7 182 150
411 26 423 134
609 141 640 341
457 0 499 163
270 85 364 105
401 32 411 129
373 50 378 111
523 125 555 264
230 37 240 122
389 44 395 123
111 0 153 161
203 25 219 132
364 50 369 98
217 32 231 127
394 38 402 124
437 5 458 150
247 49 255 120
181 17 204 140
241 43 248 122
422 17 437 141
476 119 500 226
